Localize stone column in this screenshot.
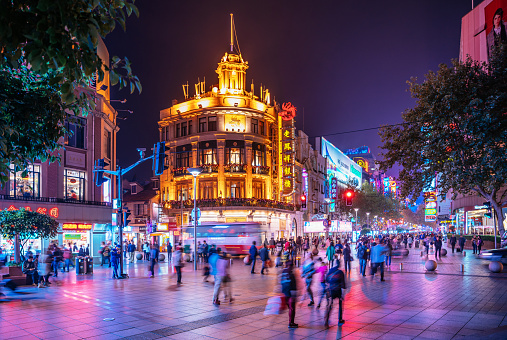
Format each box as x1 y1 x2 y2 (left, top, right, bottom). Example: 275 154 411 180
245 140 253 198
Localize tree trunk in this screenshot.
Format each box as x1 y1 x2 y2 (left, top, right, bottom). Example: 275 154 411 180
14 232 21 263
494 204 505 236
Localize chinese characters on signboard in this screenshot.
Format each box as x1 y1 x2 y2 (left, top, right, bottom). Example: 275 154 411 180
280 102 296 196
424 192 437 222
331 177 338 200
7 205 59 218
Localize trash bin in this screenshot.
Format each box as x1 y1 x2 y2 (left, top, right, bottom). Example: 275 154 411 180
85 257 93 274
76 257 85 274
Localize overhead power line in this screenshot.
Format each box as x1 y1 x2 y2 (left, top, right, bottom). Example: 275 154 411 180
311 122 409 138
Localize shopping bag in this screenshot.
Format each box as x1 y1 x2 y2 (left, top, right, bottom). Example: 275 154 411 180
244 255 251 265
264 296 286 315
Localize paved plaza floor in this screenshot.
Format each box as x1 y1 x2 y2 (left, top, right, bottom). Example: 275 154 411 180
1 245 507 340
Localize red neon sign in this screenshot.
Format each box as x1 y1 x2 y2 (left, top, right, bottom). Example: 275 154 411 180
4 205 59 217
280 102 297 120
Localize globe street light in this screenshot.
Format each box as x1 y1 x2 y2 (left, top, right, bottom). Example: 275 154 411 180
188 167 202 271
354 208 359 230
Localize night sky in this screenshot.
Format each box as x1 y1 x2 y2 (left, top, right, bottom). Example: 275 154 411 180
105 0 478 181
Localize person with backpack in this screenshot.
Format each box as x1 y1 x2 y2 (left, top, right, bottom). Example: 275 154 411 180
324 259 346 327
356 242 367 276
335 239 343 261
281 261 299 329
301 253 316 306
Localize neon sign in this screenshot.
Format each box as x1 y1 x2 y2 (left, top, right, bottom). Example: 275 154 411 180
280 102 296 121
62 223 92 231
7 205 59 218
281 102 296 196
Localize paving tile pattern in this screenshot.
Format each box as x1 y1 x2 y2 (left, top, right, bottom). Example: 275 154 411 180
1 245 506 340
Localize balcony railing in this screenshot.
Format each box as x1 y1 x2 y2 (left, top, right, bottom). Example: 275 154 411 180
200 164 219 174
224 164 246 173
252 165 270 175
0 194 112 207
163 198 295 211
173 167 188 177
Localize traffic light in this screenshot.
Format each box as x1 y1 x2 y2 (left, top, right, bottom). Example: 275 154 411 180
94 159 109 186
153 142 167 176
344 189 354 206
484 201 492 218
123 208 132 227
301 194 307 210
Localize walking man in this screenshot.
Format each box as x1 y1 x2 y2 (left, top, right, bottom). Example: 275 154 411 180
173 246 183 285
324 259 346 327
149 244 159 277
111 246 120 279
260 244 270 275
357 242 367 276
281 261 298 329
249 241 258 274
450 234 457 253
370 241 386 282
301 253 316 306
459 235 466 253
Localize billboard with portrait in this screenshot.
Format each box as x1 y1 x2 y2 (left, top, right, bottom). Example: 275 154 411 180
460 0 507 63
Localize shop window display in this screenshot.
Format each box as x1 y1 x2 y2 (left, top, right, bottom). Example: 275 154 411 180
65 169 86 200
9 164 41 198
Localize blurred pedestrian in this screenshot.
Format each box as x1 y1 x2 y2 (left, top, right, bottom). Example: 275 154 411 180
143 242 150 261
384 240 392 267
149 244 159 277
450 234 457 253
316 259 328 308
281 261 298 329
477 236 483 254
167 241 173 262
324 259 346 327
260 244 270 275
173 246 183 285
102 244 111 267
326 241 335 268
458 235 466 253
301 253 316 306
63 247 73 272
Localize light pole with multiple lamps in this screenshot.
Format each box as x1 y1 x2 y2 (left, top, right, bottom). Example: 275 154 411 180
187 167 202 271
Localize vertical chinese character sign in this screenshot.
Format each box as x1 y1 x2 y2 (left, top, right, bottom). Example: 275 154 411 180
280 102 296 197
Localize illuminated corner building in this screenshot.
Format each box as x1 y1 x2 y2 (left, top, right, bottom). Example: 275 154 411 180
157 26 297 240
0 39 118 262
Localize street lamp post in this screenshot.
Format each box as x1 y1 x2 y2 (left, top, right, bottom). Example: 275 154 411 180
354 208 359 230
366 212 370 227
188 167 202 271
374 215 378 231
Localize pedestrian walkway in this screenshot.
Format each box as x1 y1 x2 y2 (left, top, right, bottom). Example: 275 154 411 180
0 245 506 340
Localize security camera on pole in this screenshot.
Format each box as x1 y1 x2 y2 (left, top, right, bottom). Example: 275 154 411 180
94 142 168 279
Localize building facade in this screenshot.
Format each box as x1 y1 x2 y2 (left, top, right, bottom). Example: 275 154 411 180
158 48 298 241
0 40 117 262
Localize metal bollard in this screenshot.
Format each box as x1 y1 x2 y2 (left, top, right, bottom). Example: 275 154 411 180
230 258 233 266
463 251 466 257
460 264 465 272
420 251 424 257
400 263 403 271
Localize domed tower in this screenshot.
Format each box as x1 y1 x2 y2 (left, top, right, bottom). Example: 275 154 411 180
157 15 295 246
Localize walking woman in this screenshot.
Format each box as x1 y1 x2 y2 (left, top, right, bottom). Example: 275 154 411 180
326 241 335 268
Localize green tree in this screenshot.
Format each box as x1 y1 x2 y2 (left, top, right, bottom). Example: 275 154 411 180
379 47 507 235
0 208 59 263
401 204 426 226
335 181 403 224
0 0 141 183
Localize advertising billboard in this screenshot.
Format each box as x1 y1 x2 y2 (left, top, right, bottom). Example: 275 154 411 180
460 0 507 63
319 137 362 189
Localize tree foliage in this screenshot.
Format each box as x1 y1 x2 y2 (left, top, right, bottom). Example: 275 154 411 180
0 0 141 183
0 208 59 240
379 46 507 234
336 182 403 223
